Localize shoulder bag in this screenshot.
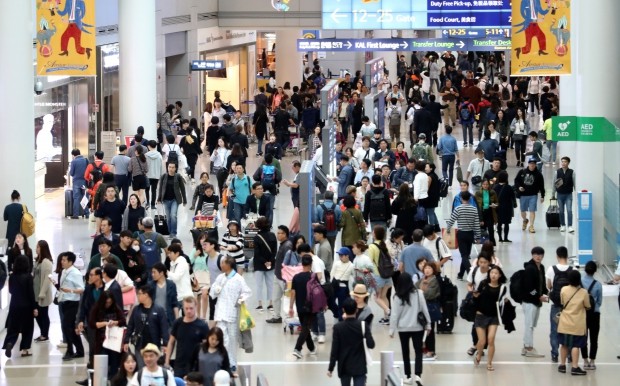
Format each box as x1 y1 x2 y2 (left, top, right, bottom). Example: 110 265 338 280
361 320 373 365
553 288 580 325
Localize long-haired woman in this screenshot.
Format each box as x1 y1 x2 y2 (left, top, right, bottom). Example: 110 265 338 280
391 184 418 244
2 255 36 357
128 145 149 205
389 271 431 386
89 290 126 377
110 352 139 386
121 193 146 233
191 326 232 385
8 231 33 273
368 225 392 325
510 107 530 167
416 261 441 360
33 240 54 342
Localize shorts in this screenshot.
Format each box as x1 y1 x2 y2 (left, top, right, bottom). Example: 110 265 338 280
557 333 586 348
373 274 393 289
519 195 538 212
132 175 148 190
474 313 500 328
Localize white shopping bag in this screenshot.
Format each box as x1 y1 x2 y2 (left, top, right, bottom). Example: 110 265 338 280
103 326 126 353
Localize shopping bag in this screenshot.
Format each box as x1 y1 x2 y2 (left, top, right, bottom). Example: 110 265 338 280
122 288 137 308
282 265 303 283
102 326 126 353
456 163 464 183
442 228 458 249
239 303 255 331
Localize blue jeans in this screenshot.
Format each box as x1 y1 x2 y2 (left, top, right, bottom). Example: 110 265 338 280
441 154 455 185
340 375 366 386
72 182 87 217
426 207 438 225
232 202 246 224
163 199 179 236
462 122 474 144
312 310 326 335
549 304 561 357
257 138 263 154
547 141 557 163
556 192 573 226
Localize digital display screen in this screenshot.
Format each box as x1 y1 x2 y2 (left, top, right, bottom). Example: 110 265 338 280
365 58 385 89
322 0 512 30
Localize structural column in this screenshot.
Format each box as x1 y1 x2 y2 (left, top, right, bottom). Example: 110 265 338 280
373 30 398 86
275 30 303 89
119 0 157 140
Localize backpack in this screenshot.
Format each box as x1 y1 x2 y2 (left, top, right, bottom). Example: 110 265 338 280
88 161 104 188
306 273 327 313
139 233 160 269
0 260 7 291
586 280 597 315
436 273 457 307
501 83 511 101
368 190 387 221
374 243 395 279
412 143 428 161
438 177 450 198
389 106 401 127
550 266 573 306
320 204 337 232
509 269 525 304
136 367 169 386
20 205 35 237
459 103 472 121
261 164 277 190
167 144 179 165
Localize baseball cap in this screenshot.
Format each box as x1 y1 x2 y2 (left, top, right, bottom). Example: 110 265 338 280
528 158 538 164
213 370 231 386
418 133 426 139
337 247 352 258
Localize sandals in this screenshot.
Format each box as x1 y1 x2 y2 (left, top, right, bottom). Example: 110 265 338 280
529 226 536 233
467 347 476 356
522 219 529 230
21 350 32 357
473 353 481 366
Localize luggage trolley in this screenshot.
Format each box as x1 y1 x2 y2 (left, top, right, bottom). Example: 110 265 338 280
190 202 219 243
241 213 259 269
285 124 301 156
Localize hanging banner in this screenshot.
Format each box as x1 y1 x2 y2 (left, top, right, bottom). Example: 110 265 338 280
511 0 571 76
36 0 96 76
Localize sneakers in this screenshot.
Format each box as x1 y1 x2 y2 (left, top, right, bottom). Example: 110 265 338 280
551 355 558 363
309 349 317 356
422 352 436 361
558 365 566 373
57 342 68 348
583 360 596 370
522 348 545 357
403 377 413 385
318 335 326 344
560 226 566 232
292 350 302 359
415 375 424 386
266 317 283 324
267 305 274 311
571 367 587 376
378 317 390 325
568 226 575 233
255 305 264 312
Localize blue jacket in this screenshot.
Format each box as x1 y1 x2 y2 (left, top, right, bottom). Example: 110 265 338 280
392 167 417 188
124 303 170 348
516 0 549 32
69 155 89 184
149 279 179 326
437 134 458 156
314 201 342 237
338 164 354 199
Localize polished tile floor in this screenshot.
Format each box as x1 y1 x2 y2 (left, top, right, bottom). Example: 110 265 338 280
2 116 619 385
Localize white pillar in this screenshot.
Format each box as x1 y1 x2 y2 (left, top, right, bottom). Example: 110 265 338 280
119 0 157 140
0 0 35 237
275 30 303 89
373 30 398 85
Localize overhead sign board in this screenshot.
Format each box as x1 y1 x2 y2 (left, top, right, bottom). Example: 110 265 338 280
322 0 511 30
190 60 226 71
551 116 620 142
297 38 511 52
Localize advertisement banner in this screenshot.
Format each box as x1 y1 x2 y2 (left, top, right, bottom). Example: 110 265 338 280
36 0 96 76
511 0 571 76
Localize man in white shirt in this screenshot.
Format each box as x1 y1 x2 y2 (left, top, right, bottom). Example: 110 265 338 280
422 225 451 267
166 244 192 301
132 344 175 386
466 149 491 193
354 159 374 185
544 246 572 363
359 116 377 138
354 137 376 165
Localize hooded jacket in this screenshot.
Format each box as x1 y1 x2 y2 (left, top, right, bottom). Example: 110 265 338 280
514 167 545 198
145 150 163 180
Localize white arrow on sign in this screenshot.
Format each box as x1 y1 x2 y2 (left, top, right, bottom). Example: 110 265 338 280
457 41 465 49
401 41 409 50
346 41 352 49
331 9 347 24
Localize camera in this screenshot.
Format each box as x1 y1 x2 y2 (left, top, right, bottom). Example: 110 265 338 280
34 80 44 95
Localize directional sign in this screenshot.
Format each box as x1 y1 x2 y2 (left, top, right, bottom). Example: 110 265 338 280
297 38 511 52
441 27 511 38
190 60 225 71
323 0 511 30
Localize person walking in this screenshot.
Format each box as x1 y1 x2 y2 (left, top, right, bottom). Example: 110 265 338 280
510 108 529 167
69 149 90 217
415 262 441 360
521 246 548 358
327 298 376 386
493 171 516 243
2 255 36 357
57 252 85 361
474 179 498 246
3 190 24 246
33 240 54 343
111 146 131 204
290 255 318 358
445 191 481 280
580 261 603 370
179 125 203 182
552 156 575 233
389 272 431 386
145 140 163 209
252 216 277 312
514 159 545 234
157 162 188 239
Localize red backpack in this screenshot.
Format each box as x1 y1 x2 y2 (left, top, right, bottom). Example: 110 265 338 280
320 204 337 232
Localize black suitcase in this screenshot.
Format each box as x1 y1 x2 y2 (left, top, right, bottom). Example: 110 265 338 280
546 198 561 229
65 189 74 218
437 298 457 333
154 214 170 235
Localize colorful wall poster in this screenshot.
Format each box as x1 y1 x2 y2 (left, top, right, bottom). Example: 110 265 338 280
511 0 571 76
36 0 96 76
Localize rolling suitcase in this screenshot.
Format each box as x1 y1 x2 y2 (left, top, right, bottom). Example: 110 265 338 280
546 198 561 229
65 189 74 218
154 210 170 235
436 275 458 334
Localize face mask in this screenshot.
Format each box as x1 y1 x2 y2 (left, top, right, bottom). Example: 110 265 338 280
414 86 419 90
132 245 140 252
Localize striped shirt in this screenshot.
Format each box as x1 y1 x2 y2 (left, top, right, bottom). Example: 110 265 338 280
446 204 481 239
222 231 245 262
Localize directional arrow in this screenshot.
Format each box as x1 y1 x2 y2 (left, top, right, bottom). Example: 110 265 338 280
402 41 409 50
442 30 448 35
346 41 352 49
331 9 346 24
457 41 465 49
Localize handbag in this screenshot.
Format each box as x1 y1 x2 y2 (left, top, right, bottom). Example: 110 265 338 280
416 291 428 326
553 288 579 325
122 288 137 307
103 326 126 353
512 133 524 141
455 162 464 183
471 175 482 185
427 301 442 322
459 292 476 322
361 321 373 365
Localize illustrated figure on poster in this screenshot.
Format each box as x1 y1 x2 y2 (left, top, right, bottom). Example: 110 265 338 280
37 18 57 57
36 114 62 162
550 16 570 56
514 0 550 59
42 0 61 16
57 0 93 59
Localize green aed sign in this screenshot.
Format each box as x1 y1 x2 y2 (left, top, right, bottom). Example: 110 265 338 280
551 116 620 142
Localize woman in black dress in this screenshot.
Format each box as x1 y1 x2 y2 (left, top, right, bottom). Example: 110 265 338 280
391 184 419 245
3 190 23 247
252 105 269 156
2 255 36 357
492 171 516 243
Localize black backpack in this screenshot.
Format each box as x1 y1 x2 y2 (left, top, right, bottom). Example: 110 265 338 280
436 273 457 307
167 144 179 165
88 161 104 188
586 280 597 315
501 83 511 101
550 266 573 306
509 269 525 304
368 190 387 221
439 177 450 198
374 243 394 279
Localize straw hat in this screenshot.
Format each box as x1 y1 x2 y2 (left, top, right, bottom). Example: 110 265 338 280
350 283 370 298
140 343 161 357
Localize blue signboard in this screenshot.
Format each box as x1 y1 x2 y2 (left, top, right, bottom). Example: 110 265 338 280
297 38 511 52
190 60 226 71
322 0 511 30
365 58 384 89
320 80 340 121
